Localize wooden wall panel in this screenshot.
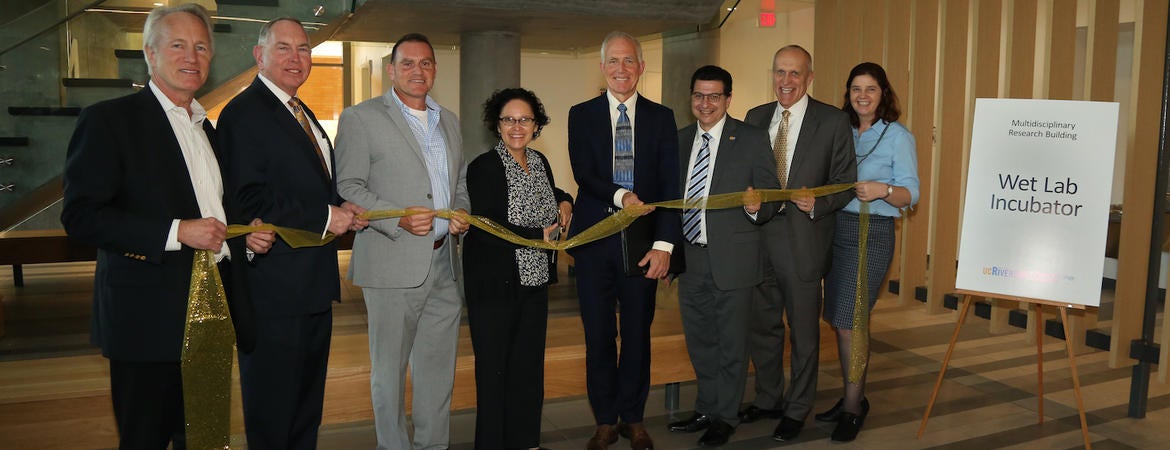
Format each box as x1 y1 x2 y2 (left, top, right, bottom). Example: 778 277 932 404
885 0 912 297
1006 0 1038 100
831 0 863 105
813 0 837 101
862 0 890 64
972 0 1003 330
926 0 971 314
1115 0 1168 369
1058 0 1120 354
901 0 939 306
1045 0 1076 100
1085 0 1120 102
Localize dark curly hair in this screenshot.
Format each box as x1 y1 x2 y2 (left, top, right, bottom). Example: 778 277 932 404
841 62 901 129
482 87 550 140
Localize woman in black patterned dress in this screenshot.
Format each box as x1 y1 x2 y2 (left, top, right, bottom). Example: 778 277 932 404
463 88 573 450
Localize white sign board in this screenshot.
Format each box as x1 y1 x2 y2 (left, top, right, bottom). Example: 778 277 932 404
955 99 1119 307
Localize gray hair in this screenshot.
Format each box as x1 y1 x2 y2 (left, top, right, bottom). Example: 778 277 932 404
774 44 813 72
257 17 305 47
600 31 643 64
142 3 214 75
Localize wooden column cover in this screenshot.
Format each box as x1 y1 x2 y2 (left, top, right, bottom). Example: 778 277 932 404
992 0 1039 336
971 0 1004 331
813 0 837 102
902 0 939 307
885 0 913 302
927 0 971 314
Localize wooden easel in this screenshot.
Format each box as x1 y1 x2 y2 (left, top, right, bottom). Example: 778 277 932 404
917 289 1093 449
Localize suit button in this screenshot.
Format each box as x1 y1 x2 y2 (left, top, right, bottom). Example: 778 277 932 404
426 193 433 199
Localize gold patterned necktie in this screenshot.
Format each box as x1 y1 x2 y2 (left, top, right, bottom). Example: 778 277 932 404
289 98 330 178
773 109 790 189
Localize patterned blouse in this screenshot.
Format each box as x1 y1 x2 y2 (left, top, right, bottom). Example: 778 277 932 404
495 142 559 286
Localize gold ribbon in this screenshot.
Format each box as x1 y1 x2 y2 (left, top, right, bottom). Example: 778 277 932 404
181 250 234 450
358 184 857 251
176 183 855 446
849 201 870 384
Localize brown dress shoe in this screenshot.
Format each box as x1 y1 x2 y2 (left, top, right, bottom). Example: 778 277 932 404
587 424 619 450
616 422 654 450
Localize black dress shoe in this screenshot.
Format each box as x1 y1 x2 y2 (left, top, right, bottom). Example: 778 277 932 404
668 413 711 433
697 419 734 447
737 405 784 424
771 416 804 442
815 397 869 422
831 411 864 442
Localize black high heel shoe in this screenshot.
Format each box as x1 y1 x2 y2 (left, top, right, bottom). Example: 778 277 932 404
815 397 869 422
830 398 871 442
814 398 844 422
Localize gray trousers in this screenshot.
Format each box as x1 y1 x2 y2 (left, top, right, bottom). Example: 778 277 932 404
748 238 823 421
678 244 752 426
362 243 463 450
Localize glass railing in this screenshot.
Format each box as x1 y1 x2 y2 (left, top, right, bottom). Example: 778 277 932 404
0 0 359 230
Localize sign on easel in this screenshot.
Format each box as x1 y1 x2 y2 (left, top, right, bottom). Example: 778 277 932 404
956 98 1120 307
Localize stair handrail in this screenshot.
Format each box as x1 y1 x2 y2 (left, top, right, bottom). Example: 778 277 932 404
0 0 108 57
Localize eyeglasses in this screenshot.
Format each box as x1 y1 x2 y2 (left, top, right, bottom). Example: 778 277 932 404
499 116 536 127
691 92 726 103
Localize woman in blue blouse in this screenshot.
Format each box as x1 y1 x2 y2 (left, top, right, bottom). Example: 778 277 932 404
818 62 920 442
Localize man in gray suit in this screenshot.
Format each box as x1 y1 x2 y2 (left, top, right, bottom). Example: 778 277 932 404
334 33 470 450
667 65 781 447
739 45 856 442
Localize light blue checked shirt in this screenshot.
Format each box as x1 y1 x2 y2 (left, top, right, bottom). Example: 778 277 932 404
386 90 452 237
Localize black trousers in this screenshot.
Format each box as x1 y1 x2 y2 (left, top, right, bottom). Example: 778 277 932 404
109 359 186 450
467 282 549 449
238 309 333 450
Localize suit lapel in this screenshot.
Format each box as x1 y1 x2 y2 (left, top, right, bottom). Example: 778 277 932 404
299 102 336 180
251 78 332 183
137 89 200 216
679 123 697 188
437 108 461 199
711 118 738 192
791 98 821 178
633 95 652 190
380 93 429 166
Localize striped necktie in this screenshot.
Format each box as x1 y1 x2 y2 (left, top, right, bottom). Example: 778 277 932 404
289 98 330 178
613 103 634 190
682 132 712 244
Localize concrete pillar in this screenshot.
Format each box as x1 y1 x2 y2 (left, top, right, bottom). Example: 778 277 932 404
460 31 520 160
661 31 719 127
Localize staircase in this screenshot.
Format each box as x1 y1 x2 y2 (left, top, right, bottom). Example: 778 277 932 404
0 0 356 231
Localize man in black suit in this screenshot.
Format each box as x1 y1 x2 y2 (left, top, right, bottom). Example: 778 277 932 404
60 4 273 449
738 45 857 442
218 17 362 450
566 31 681 450
667 65 781 447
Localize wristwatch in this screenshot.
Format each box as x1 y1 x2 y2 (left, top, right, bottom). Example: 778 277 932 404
886 184 894 198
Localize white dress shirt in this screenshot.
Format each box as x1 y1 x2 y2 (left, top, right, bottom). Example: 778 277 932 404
153 81 230 262
605 90 672 254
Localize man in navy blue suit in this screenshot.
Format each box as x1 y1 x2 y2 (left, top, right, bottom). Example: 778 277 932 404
219 17 364 450
566 31 682 450
61 4 273 449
